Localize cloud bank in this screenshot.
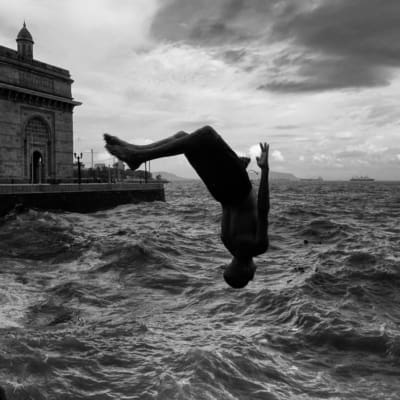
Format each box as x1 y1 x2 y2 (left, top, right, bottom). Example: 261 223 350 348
0 0 398 179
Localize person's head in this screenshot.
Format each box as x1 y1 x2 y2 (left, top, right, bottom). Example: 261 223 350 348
239 156 251 169
223 257 256 289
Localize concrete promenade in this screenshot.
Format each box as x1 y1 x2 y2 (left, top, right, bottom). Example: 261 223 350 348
0 182 163 194
0 182 165 216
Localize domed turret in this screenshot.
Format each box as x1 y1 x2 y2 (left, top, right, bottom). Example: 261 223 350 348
16 22 34 60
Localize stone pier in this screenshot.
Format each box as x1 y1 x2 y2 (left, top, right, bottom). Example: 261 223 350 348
0 183 165 216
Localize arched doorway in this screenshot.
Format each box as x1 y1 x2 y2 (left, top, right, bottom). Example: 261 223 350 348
31 150 44 183
24 116 52 183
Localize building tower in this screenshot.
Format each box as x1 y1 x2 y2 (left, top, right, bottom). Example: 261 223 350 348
0 23 81 183
16 22 34 60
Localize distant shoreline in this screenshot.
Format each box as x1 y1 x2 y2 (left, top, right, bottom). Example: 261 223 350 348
165 179 400 183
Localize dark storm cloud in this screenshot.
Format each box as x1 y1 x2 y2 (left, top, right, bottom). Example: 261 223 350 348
150 0 281 45
265 0 400 92
272 0 400 67
151 0 400 92
262 56 391 92
221 49 247 63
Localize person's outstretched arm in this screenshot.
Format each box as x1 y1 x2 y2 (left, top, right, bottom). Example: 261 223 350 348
255 142 270 254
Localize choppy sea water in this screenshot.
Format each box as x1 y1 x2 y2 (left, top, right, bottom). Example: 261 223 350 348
0 181 399 400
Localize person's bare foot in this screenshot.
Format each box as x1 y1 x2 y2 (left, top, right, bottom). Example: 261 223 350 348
104 133 144 170
103 133 145 150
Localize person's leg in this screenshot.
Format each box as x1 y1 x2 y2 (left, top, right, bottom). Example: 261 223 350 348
104 126 252 203
104 131 188 150
104 131 190 170
104 126 218 170
183 127 252 204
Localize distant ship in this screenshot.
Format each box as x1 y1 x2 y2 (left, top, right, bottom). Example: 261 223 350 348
350 176 375 181
300 177 323 181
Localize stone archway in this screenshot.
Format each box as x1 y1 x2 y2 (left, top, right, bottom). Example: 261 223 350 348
31 150 44 183
24 116 52 183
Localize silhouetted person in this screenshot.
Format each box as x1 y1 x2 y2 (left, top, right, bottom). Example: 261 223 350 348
104 126 269 288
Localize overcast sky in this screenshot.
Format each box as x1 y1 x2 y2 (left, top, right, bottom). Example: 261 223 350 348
1 0 399 179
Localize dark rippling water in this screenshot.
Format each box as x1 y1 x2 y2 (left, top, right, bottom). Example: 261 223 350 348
0 181 400 400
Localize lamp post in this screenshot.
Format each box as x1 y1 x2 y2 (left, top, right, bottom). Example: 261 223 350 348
74 152 83 184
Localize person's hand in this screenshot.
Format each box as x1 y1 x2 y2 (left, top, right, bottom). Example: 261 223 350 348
256 142 269 170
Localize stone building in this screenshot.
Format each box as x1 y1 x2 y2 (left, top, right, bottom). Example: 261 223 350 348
0 23 81 183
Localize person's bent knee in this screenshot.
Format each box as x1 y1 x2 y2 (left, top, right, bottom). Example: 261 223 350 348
201 125 217 134
198 125 219 141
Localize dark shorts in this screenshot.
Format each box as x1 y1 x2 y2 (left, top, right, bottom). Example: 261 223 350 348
184 128 252 205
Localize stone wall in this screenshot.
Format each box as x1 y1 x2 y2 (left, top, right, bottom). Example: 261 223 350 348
0 99 75 182
0 183 166 216
0 98 22 179
0 43 79 182
0 45 72 98
54 110 73 178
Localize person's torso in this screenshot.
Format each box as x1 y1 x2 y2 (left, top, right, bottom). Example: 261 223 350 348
220 189 260 258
